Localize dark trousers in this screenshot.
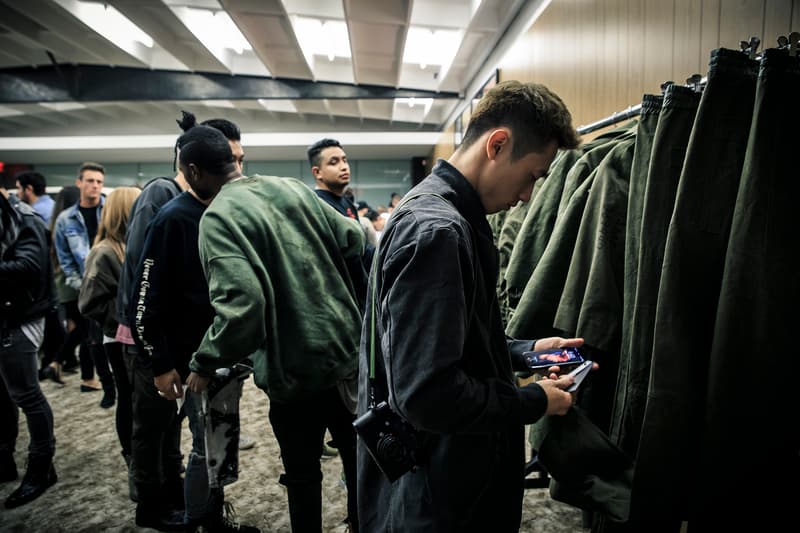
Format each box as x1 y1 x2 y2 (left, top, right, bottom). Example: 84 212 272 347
87 323 114 394
269 386 358 532
632 48 758 530
691 49 800 531
57 300 93 380
0 326 55 461
39 306 65 369
106 342 132 457
611 84 700 457
126 344 183 486
616 93 663 405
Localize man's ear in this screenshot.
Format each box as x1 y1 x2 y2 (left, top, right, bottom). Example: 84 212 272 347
186 163 199 182
485 129 511 161
75 178 82 187
311 165 320 179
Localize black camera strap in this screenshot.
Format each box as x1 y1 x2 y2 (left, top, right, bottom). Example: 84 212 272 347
367 192 448 409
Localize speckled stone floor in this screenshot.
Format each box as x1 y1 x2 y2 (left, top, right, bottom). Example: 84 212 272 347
0 375 587 532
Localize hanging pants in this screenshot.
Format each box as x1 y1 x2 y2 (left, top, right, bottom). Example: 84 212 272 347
631 48 758 531
610 85 700 456
691 48 800 532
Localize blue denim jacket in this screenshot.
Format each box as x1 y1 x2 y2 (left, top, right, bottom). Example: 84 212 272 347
54 197 104 290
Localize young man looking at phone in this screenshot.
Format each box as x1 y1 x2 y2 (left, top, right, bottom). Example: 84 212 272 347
357 81 588 531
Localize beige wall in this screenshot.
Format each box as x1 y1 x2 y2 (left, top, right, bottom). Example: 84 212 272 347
428 123 456 173
430 0 800 155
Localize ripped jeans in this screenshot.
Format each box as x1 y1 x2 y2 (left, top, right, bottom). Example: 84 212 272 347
183 390 223 522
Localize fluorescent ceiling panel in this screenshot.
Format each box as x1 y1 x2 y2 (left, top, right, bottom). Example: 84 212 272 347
291 16 352 65
202 100 236 109
402 27 462 78
258 99 299 113
171 6 255 59
55 0 154 50
39 102 87 111
395 97 433 115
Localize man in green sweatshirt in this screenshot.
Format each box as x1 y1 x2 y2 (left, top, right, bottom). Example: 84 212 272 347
186 169 366 532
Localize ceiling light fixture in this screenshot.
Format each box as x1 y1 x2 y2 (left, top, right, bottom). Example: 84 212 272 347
291 16 352 67
395 98 434 115
172 6 253 58
402 26 462 79
57 0 155 49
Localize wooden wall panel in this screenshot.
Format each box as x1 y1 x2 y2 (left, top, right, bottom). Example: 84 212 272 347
673 0 703 81
429 0 798 158
643 0 675 97
718 1 765 50
626 0 647 106
699 0 722 69
763 1 793 48
792 0 800 31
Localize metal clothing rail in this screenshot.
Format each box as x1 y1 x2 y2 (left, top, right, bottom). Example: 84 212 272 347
576 104 642 135
576 75 709 135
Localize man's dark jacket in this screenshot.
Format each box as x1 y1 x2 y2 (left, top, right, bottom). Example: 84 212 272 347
356 160 548 532
0 201 56 326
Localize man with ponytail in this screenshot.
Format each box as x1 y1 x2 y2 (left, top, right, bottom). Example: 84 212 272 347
132 125 259 533
118 112 247 531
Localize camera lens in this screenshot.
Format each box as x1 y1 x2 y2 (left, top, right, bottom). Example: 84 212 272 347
377 434 405 462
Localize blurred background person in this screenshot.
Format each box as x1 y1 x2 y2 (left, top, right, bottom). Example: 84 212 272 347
15 172 54 224
53 163 106 392
41 186 81 383
0 185 58 509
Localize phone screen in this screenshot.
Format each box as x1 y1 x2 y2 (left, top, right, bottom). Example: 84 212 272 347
523 347 584 370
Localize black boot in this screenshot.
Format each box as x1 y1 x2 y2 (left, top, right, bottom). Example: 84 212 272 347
99 388 116 409
4 457 57 508
0 451 17 483
135 482 185 532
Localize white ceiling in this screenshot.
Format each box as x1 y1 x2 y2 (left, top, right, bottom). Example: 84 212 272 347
0 0 548 162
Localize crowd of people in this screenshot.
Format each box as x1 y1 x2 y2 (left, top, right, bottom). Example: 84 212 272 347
0 81 588 532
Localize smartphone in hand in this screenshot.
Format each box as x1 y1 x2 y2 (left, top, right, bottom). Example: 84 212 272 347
523 347 585 371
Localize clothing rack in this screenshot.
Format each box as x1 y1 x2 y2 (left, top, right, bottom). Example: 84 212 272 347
576 104 642 135
576 75 710 135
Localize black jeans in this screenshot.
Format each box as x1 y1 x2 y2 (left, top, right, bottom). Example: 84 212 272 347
39 306 65 369
57 300 93 380
269 386 358 532
0 325 55 461
126 344 183 486
106 342 132 457
87 323 114 394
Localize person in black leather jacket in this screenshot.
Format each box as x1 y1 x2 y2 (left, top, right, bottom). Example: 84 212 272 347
0 186 58 509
